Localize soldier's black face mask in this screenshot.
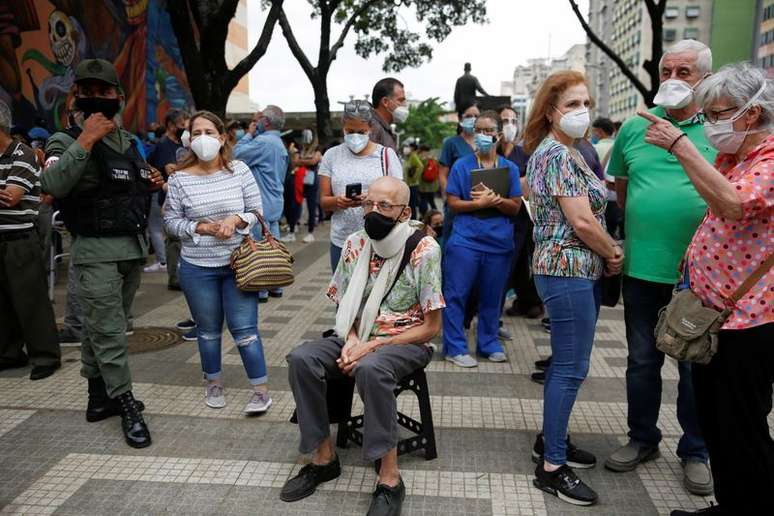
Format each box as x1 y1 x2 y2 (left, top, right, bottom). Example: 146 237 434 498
75 96 121 119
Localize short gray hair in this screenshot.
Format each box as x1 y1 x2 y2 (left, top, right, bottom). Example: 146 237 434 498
0 101 10 133
341 100 373 124
659 39 713 76
262 105 285 130
696 62 774 130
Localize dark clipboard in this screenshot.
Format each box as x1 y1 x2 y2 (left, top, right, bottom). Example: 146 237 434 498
470 167 511 218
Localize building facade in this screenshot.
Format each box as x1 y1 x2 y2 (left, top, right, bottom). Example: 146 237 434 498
755 0 774 74
225 0 260 115
588 0 715 122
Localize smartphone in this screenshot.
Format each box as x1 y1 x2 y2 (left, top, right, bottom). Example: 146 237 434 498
345 183 362 199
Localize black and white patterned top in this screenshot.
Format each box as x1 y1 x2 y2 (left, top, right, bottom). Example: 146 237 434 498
163 160 262 267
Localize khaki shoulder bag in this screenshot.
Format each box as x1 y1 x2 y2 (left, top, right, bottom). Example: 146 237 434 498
230 212 294 291
655 252 774 364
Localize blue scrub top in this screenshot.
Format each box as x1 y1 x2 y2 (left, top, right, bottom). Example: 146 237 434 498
446 153 522 254
439 135 474 168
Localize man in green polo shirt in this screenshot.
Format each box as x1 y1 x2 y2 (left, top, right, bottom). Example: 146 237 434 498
42 59 156 449
604 40 716 496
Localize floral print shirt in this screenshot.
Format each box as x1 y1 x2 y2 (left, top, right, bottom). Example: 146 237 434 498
686 135 774 330
326 230 446 339
527 137 608 280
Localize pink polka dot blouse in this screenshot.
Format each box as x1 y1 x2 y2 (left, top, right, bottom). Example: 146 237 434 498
686 135 774 330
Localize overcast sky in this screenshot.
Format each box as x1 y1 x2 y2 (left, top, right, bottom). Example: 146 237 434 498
247 0 590 112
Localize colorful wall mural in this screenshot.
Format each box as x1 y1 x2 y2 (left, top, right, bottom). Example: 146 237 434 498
0 0 194 134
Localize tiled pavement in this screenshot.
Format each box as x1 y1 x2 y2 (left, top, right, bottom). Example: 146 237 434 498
0 231 744 515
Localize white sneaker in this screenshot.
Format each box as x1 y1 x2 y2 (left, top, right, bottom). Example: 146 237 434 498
444 354 478 368
302 233 315 243
244 391 272 414
280 233 296 243
144 262 167 273
205 384 226 409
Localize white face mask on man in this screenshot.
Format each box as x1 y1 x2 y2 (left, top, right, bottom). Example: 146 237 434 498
502 123 519 143
654 77 706 110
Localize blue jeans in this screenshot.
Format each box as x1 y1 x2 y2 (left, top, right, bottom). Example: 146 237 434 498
330 243 343 274
622 275 708 461
178 258 267 385
251 219 282 298
535 275 601 465
442 241 512 357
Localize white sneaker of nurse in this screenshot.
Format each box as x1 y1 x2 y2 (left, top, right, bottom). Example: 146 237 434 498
280 233 296 242
205 383 226 409
444 354 478 368
244 391 272 414
144 262 167 273
302 233 315 243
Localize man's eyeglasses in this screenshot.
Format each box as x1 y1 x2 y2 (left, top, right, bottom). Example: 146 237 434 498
344 100 373 116
475 127 498 135
362 200 406 212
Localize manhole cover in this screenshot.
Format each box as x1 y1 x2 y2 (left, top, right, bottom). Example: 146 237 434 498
128 327 183 354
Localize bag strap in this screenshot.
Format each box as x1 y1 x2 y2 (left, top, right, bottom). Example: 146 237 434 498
383 230 424 301
250 211 281 250
381 146 389 176
727 252 774 306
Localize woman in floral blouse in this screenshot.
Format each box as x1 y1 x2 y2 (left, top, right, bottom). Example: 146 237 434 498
639 63 774 516
523 71 624 506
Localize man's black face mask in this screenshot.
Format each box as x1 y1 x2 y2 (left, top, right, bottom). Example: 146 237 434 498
75 97 121 119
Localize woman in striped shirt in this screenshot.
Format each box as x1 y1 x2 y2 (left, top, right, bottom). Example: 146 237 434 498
164 111 271 414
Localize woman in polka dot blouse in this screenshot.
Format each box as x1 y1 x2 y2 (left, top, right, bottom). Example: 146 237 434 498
638 62 774 516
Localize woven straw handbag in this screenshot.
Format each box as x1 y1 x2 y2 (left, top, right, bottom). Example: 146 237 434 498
230 212 294 291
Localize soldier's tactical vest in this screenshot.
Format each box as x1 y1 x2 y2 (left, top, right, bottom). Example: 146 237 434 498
57 127 152 237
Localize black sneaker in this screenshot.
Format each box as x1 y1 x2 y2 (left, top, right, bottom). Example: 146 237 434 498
367 477 405 516
530 371 545 384
534 357 552 371
670 503 724 515
280 456 341 502
30 362 61 381
532 433 596 469
175 319 196 331
533 463 598 506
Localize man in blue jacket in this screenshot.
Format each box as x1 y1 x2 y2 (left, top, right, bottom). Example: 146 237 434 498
234 104 289 301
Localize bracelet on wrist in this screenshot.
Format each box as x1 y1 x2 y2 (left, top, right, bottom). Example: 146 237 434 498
668 133 687 154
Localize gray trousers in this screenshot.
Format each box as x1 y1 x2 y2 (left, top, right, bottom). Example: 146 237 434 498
287 337 432 461
62 261 83 336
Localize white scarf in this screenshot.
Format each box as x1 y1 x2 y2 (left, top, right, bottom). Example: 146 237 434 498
335 221 413 342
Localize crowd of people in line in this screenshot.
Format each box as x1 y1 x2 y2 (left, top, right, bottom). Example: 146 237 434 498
0 37 772 516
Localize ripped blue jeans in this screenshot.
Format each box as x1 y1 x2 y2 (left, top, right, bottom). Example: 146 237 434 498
179 258 267 385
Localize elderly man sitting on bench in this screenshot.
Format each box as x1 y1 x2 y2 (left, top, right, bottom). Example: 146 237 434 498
282 176 444 516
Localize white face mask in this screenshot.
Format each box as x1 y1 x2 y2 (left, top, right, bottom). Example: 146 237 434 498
502 123 519 143
703 83 767 154
180 130 191 148
392 104 409 124
556 107 590 139
344 133 369 154
301 129 313 145
190 134 222 162
654 79 700 109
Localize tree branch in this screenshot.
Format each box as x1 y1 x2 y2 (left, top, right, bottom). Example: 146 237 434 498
167 1 206 104
568 0 650 101
226 0 283 91
329 0 383 63
277 6 317 81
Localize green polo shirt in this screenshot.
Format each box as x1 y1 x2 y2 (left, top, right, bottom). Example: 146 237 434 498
608 106 717 284
41 127 147 265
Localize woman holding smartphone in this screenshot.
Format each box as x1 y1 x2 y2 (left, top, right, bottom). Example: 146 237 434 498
318 100 403 272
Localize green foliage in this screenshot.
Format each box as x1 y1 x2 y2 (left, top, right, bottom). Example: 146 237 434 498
347 0 488 72
396 97 455 150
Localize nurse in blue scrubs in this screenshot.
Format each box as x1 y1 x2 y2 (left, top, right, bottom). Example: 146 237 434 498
442 110 523 368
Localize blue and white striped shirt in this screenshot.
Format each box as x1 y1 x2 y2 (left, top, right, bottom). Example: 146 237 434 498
163 160 262 267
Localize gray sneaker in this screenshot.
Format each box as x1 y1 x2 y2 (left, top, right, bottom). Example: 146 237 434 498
205 384 226 409
244 391 272 414
444 354 478 368
604 441 660 472
683 460 713 496
488 352 508 363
